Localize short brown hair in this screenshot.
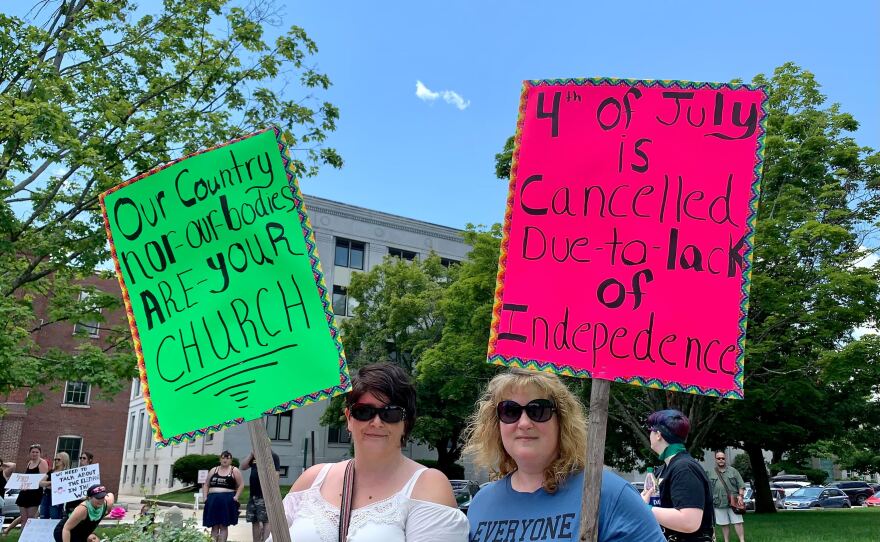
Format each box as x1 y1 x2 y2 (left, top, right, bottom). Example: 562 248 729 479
346 362 416 445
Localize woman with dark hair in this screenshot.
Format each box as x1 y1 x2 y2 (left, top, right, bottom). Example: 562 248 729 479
202 450 243 542
641 409 714 542
53 484 115 542
79 451 95 466
274 362 468 541
12 444 49 531
463 369 664 542
0 456 15 525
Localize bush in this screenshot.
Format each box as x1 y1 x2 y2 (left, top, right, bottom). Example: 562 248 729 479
171 454 239 486
107 516 211 541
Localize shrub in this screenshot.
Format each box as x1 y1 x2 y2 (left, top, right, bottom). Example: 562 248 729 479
171 454 239 486
107 516 211 541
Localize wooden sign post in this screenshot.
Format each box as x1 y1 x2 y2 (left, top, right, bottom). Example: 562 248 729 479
248 419 290 542
488 79 768 541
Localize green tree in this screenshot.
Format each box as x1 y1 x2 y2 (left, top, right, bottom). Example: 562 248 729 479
323 229 502 475
732 453 754 483
0 0 341 402
494 63 880 512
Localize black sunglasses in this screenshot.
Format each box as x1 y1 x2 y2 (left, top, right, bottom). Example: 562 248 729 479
350 404 407 424
497 399 556 424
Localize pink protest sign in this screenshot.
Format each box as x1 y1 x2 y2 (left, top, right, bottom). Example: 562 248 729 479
488 79 768 398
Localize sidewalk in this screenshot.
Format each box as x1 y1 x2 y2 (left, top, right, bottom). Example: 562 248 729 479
115 494 254 541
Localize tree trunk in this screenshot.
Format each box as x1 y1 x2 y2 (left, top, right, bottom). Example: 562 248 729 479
435 437 458 477
744 442 777 514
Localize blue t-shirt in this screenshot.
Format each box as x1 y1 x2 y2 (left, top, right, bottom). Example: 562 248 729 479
468 470 665 542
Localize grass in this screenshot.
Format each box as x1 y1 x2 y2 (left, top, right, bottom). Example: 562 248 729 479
146 485 292 505
714 508 880 542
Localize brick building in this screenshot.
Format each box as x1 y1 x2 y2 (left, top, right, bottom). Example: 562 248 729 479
0 274 130 494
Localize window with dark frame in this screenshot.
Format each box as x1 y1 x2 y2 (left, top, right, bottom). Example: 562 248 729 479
265 410 293 441
332 285 348 317
328 426 352 445
63 381 90 405
334 238 365 269
440 258 460 268
279 466 289 478
388 247 418 261
57 436 83 466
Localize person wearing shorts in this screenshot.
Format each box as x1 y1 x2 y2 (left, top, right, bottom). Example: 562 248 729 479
707 452 745 542
240 450 280 542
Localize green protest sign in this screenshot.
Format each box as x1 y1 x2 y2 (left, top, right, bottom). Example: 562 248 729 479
99 128 350 446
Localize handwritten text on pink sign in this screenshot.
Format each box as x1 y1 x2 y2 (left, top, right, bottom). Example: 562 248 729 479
489 81 767 397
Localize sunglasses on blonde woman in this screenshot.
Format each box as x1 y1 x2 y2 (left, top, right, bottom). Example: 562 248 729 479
496 399 556 424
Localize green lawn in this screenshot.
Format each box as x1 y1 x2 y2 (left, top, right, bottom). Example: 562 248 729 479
715 508 880 542
147 485 292 505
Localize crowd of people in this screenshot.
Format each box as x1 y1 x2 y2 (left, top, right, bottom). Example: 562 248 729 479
1 364 740 542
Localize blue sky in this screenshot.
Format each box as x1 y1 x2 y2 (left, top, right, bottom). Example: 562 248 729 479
283 0 879 229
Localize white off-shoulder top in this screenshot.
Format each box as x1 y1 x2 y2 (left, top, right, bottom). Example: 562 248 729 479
270 462 468 542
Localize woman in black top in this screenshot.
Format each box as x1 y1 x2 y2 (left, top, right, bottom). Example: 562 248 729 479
54 484 115 542
0 456 14 513
641 410 714 542
14 444 49 530
202 450 243 542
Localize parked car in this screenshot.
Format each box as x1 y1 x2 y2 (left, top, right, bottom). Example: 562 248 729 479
450 479 480 515
743 487 785 510
771 481 810 497
866 490 880 507
826 481 875 506
771 474 809 483
783 486 851 509
2 489 22 521
867 483 880 494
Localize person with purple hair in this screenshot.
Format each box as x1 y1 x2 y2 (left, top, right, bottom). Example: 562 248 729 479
641 410 714 542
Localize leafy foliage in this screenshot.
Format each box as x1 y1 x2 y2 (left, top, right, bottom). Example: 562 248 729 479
107 515 211 542
0 0 340 403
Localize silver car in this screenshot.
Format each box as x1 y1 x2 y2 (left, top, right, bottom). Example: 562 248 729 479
2 489 22 522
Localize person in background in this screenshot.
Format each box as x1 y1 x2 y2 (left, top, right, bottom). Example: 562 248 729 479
641 410 714 542
274 362 468 541
707 451 745 542
464 369 665 542
202 450 243 542
7 444 49 533
79 452 95 466
40 452 70 519
0 457 14 523
241 449 281 542
53 484 115 542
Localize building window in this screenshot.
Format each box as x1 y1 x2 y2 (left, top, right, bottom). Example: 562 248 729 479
136 412 145 450
57 436 83 466
127 414 136 450
335 238 365 269
123 465 129 485
440 258 459 268
63 381 90 405
332 286 348 317
141 465 147 487
72 291 100 338
152 465 159 488
132 378 142 398
388 247 417 261
328 427 352 445
206 432 214 443
279 466 289 478
265 410 293 441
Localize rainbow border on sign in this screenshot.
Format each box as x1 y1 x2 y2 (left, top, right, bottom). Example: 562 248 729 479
487 78 768 400
99 127 351 447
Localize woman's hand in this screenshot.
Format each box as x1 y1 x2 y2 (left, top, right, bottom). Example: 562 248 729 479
640 487 653 505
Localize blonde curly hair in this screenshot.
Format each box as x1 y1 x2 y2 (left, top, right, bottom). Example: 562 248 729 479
463 368 587 493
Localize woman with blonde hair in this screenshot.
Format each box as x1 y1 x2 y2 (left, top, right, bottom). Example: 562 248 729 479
40 452 71 519
463 368 664 542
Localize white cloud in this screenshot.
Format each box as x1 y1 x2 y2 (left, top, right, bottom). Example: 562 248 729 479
415 80 470 110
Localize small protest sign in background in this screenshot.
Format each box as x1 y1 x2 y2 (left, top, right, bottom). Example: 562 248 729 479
19 519 60 542
51 464 100 505
489 79 767 398
5 473 44 490
100 127 350 445
197 469 209 484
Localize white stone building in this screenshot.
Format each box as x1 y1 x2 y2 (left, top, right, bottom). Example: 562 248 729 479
119 194 471 493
